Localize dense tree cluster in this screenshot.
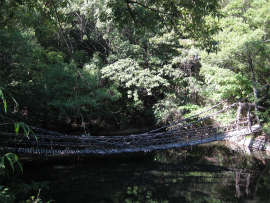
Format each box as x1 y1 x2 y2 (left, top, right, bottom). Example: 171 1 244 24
0 0 269 135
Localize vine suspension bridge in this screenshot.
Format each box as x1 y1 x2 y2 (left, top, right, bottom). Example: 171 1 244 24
1 83 269 155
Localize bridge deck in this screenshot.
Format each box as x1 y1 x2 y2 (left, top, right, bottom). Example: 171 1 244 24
0 123 261 155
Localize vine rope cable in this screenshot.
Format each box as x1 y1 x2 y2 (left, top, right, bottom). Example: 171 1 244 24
145 82 270 134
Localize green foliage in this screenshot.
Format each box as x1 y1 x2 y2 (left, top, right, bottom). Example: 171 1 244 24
38 54 119 125
26 190 44 203
47 51 66 63
1 153 23 174
0 86 36 180
0 87 18 114
0 88 7 114
200 64 253 101
263 122 270 139
0 182 51 203
1 0 269 131
102 58 170 97
200 0 270 88
100 0 222 52
153 93 183 125
0 186 15 203
0 85 50 203
197 0 270 123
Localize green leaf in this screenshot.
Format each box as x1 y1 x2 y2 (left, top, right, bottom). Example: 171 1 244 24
5 154 14 172
1 156 5 169
17 161 23 173
0 88 7 113
14 123 20 135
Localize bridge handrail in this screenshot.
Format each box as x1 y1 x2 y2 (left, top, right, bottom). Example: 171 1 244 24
0 119 250 143
146 82 270 134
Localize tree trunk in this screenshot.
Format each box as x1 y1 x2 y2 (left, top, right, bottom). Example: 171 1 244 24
249 59 262 129
247 105 252 132
237 103 242 130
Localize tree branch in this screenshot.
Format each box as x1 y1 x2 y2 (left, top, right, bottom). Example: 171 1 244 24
126 2 137 24
50 0 95 91
126 0 176 15
50 0 72 56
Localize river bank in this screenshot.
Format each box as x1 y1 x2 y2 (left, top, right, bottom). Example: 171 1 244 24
224 130 270 151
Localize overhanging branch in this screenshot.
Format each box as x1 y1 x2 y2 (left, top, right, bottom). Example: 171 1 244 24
126 0 176 16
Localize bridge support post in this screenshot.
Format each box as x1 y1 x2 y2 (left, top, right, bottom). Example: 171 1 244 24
237 103 243 130
247 105 252 133
50 136 53 152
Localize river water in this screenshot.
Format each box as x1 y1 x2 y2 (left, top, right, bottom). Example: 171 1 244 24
18 141 270 203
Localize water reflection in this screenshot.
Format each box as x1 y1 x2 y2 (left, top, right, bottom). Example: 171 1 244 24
18 141 270 203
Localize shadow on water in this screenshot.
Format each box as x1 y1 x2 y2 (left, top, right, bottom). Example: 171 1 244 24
17 141 270 203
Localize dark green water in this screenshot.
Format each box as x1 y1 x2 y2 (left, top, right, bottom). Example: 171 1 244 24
18 141 270 203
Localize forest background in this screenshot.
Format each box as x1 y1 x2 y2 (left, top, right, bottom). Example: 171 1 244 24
1 0 270 137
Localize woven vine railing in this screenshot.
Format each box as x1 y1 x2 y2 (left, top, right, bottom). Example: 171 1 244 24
0 83 269 155
0 119 261 155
